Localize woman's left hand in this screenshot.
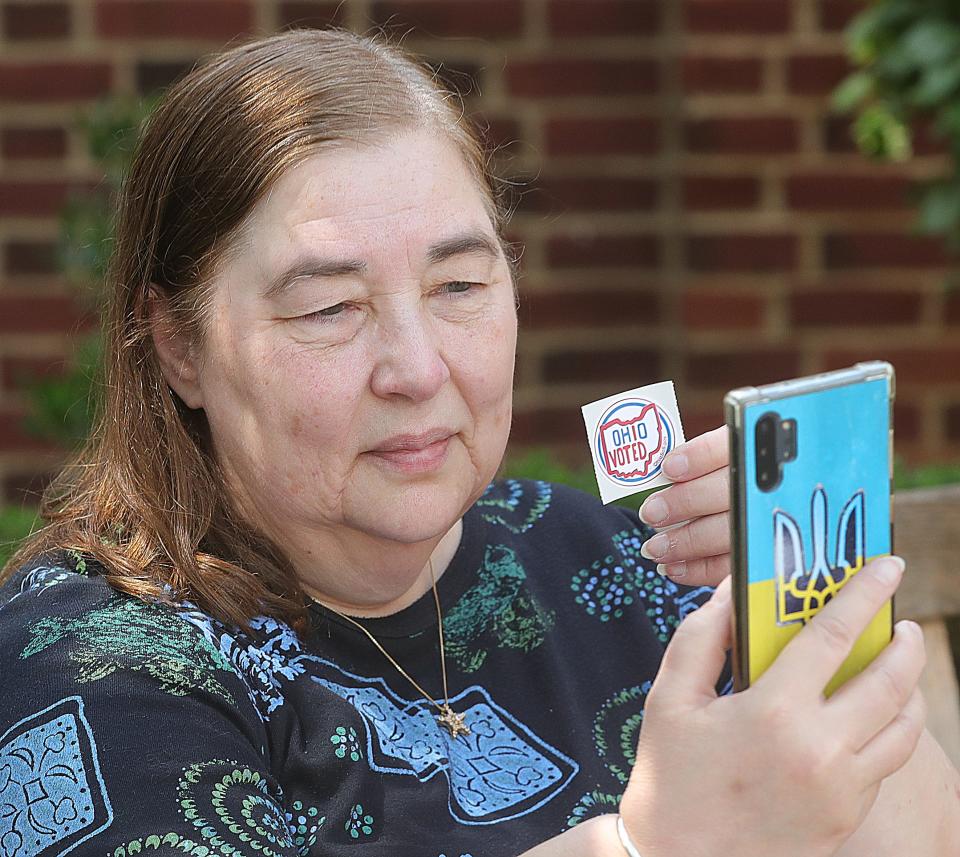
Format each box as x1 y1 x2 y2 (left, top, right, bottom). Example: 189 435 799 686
638 425 730 586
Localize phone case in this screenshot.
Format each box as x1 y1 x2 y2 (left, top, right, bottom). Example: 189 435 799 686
725 361 895 696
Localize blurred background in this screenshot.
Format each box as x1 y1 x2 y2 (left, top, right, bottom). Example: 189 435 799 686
1 0 960 534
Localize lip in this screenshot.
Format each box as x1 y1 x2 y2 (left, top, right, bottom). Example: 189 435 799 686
371 429 455 453
368 429 455 474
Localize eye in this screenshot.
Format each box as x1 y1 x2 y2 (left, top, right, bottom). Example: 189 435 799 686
300 302 348 322
439 281 478 295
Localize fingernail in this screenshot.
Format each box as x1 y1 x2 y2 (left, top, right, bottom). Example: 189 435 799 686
897 619 921 638
657 561 686 579
873 555 905 584
639 495 668 525
662 452 688 479
641 533 668 561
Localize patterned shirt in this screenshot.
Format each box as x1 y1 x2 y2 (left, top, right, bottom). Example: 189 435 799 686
0 479 732 857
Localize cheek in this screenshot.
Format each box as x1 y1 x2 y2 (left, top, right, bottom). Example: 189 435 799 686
453 307 517 410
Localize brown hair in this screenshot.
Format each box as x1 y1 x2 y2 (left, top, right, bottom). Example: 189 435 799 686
1 27 517 638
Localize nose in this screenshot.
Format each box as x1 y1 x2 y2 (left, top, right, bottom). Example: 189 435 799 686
369 311 450 402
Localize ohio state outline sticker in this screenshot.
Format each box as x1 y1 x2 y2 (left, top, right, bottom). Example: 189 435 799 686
582 381 685 504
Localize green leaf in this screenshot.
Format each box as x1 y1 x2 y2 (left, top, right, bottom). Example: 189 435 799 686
899 18 960 68
911 59 960 108
917 180 960 233
832 71 873 113
854 104 913 160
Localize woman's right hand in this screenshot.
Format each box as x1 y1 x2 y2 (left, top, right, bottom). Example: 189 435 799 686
619 555 927 857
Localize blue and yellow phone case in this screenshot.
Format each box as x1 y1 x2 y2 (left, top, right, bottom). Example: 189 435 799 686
725 362 894 697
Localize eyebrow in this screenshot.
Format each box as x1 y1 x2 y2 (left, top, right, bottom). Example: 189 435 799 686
261 230 502 300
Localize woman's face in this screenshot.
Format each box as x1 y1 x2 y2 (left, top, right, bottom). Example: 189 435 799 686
177 129 517 551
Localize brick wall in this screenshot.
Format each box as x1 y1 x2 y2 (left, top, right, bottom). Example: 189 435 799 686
1 0 958 504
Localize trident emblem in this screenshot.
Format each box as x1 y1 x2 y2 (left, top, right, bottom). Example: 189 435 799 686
773 486 865 626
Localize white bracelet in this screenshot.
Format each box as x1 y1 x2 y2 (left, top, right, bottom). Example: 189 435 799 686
616 814 644 857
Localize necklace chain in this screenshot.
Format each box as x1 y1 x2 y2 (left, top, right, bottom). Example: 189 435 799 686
310 558 470 738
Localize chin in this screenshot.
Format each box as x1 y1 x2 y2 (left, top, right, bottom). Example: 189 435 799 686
345 450 487 544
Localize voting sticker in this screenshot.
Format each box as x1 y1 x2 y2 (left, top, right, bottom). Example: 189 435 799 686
581 380 685 504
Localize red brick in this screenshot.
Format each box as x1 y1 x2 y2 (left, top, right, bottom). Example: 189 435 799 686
786 173 911 210
1 127 67 160
1 355 67 391
682 290 765 329
2 468 56 505
545 116 659 156
372 0 523 36
3 2 71 39
683 408 725 439
685 116 798 154
277 2 344 28
510 406 586 445
136 60 197 94
822 348 960 384
947 292 960 325
819 0 865 32
547 233 661 268
823 115 857 153
787 54 850 96
946 404 960 442
519 177 659 214
520 288 660 328
789 290 923 327
543 348 660 383
507 59 659 98
894 402 922 443
685 1 791 34
0 62 112 102
682 56 763 94
682 175 760 210
0 407 58 452
824 233 947 269
477 116 521 153
0 295 90 334
4 241 60 276
685 234 797 272
95 1 253 39
686 349 801 388
0 182 70 217
548 0 660 36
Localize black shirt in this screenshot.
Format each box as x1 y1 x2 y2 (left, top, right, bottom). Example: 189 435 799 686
0 479 732 856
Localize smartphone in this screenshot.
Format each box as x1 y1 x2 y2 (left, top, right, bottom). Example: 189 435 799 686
725 361 895 696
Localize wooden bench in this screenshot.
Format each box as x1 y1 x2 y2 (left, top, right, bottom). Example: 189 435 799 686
894 484 960 769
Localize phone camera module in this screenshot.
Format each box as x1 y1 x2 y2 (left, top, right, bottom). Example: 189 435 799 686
755 412 786 492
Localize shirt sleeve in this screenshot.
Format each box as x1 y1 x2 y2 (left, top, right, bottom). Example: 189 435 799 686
0 568 305 857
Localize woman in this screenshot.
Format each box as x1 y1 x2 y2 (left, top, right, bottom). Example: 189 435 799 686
0 28 954 857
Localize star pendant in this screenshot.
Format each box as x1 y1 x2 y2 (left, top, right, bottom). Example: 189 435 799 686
437 704 471 738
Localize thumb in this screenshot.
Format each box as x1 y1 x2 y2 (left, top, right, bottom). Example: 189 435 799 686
650 575 733 708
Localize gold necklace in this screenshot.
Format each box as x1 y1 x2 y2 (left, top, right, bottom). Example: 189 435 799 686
310 558 471 739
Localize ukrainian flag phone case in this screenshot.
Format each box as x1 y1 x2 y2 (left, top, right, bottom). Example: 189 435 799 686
725 361 894 696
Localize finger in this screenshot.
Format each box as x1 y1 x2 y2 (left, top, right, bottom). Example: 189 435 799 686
755 555 905 700
656 553 731 588
640 511 730 565
853 685 927 785
660 425 728 482
649 575 733 709
826 618 926 752
639 467 728 527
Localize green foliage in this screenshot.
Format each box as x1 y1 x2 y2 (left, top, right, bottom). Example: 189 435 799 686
0 506 39 567
20 96 155 447
834 0 960 252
